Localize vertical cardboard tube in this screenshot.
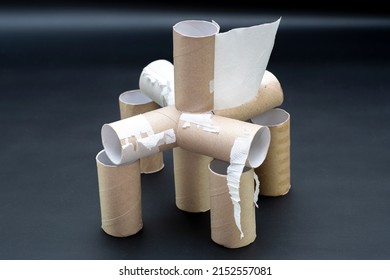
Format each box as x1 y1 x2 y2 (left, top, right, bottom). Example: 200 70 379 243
119 89 164 174
173 20 220 113
213 70 284 121
251 108 291 196
177 113 271 168
102 106 180 165
208 159 256 248
173 147 212 212
96 150 142 237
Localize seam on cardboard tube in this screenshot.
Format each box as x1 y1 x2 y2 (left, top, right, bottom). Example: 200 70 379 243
173 39 215 58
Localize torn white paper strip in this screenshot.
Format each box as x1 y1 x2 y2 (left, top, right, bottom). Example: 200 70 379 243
253 172 260 208
214 18 281 110
227 132 252 239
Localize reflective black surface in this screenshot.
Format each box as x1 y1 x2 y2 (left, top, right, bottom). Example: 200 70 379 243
1 7 389 259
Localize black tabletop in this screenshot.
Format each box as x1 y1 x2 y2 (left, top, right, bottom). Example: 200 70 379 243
1 5 389 260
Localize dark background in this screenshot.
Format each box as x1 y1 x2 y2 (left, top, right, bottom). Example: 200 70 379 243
0 2 389 259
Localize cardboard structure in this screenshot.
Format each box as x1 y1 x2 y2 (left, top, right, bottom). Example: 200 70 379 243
95 18 291 248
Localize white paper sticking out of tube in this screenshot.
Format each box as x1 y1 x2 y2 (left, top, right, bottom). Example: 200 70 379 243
139 59 175 107
227 132 252 239
213 18 281 110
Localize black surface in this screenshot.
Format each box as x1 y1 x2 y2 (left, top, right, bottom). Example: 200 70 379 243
1 7 390 260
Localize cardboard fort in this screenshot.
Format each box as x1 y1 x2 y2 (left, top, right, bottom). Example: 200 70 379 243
95 18 291 248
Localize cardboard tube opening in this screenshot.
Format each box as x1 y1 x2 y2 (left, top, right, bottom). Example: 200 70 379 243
96 150 115 166
247 126 271 168
251 108 290 127
101 124 122 165
119 89 153 105
174 20 219 37
209 159 251 176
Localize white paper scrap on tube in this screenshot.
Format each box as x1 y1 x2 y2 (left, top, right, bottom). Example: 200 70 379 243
214 18 281 110
227 132 252 239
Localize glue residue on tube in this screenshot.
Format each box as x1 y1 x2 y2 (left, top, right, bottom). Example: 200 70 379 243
180 112 220 133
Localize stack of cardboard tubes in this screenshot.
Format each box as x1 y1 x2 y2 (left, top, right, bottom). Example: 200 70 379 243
96 19 291 249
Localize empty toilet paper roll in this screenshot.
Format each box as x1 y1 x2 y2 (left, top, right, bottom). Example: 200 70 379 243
208 159 256 248
173 20 220 113
213 70 284 121
96 150 142 237
251 108 291 196
173 147 212 213
139 59 175 107
177 112 270 169
102 105 180 165
119 89 164 174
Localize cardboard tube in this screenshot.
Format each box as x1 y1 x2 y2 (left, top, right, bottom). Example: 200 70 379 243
119 89 164 174
139 59 175 107
251 108 291 196
173 147 212 212
173 20 220 113
119 89 160 118
102 105 179 165
96 150 142 237
177 113 270 168
213 70 284 121
208 159 256 248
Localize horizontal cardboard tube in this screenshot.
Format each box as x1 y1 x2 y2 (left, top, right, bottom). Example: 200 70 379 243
96 150 143 237
119 89 164 174
177 113 270 168
213 70 284 121
251 108 291 196
173 20 220 113
208 159 256 248
102 106 180 165
139 59 175 107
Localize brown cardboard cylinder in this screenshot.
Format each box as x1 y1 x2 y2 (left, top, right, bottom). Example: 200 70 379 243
119 89 164 174
177 114 270 168
96 150 142 237
102 105 180 165
208 159 256 248
173 147 212 212
213 70 284 121
251 108 291 196
173 20 219 113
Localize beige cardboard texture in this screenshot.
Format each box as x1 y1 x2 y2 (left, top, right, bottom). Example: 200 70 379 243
208 159 256 248
177 113 270 168
213 70 284 121
173 147 212 212
173 20 219 113
252 108 291 196
96 150 143 237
